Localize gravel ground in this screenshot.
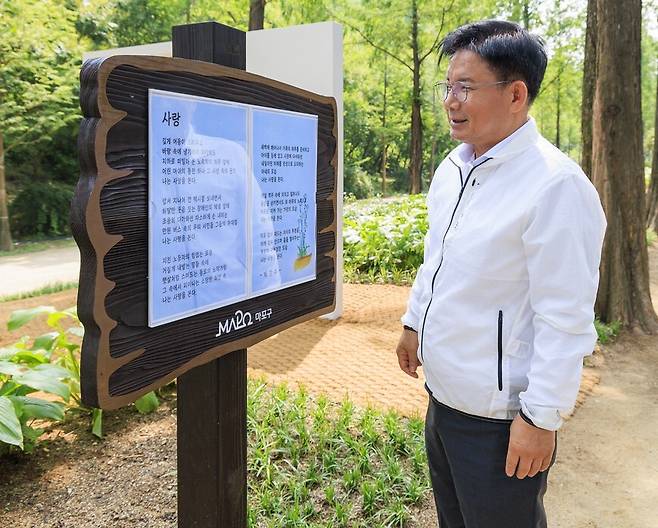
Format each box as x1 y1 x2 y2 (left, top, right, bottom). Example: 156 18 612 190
0 396 179 528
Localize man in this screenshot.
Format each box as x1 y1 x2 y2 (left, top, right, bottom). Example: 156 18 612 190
396 20 606 527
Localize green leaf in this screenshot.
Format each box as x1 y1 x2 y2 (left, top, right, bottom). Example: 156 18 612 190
0 396 23 449
134 391 159 414
13 364 72 401
8 396 65 421
46 311 72 329
31 331 60 352
11 350 49 366
0 360 24 377
21 424 44 453
7 306 56 331
91 408 103 438
0 346 21 361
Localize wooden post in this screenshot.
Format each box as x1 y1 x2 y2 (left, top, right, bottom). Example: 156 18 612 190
172 22 248 528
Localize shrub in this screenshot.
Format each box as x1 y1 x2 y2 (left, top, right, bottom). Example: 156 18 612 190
0 306 159 455
344 164 375 199
343 194 427 284
9 181 74 239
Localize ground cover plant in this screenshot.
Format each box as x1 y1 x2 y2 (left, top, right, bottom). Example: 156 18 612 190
247 380 430 527
343 194 427 285
0 282 78 303
0 306 158 455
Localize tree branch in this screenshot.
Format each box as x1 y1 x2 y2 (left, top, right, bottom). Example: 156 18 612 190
538 60 567 96
324 7 413 73
419 0 454 64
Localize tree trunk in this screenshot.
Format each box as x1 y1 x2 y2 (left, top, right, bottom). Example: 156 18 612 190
0 131 12 252
381 146 388 196
381 56 388 196
646 72 658 230
523 0 530 29
249 0 265 31
581 0 597 179
555 73 561 149
409 0 423 194
592 0 658 332
430 77 439 178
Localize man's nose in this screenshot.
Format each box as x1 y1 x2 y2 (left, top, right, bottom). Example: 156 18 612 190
443 91 460 110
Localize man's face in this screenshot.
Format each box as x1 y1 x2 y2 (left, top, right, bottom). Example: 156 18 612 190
443 50 516 154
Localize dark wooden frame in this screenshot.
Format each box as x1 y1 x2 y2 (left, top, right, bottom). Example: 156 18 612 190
73 53 338 410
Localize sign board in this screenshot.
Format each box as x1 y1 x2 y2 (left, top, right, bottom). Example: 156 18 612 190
72 55 338 409
148 90 318 326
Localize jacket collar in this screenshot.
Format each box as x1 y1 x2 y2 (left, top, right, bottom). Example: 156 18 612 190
448 117 540 170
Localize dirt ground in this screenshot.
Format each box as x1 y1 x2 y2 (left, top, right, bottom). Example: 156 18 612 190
1 248 658 526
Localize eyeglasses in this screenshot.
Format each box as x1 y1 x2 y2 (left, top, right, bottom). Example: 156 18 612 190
435 80 513 103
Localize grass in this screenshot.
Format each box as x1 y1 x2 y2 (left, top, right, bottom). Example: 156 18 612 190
0 237 76 258
344 267 416 286
594 318 622 345
247 379 430 527
0 281 78 303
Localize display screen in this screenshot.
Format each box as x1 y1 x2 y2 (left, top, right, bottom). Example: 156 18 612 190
148 89 318 327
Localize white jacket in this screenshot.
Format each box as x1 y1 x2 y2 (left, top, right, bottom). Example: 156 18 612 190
402 118 606 430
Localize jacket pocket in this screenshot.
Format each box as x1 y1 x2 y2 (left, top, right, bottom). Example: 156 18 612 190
497 310 503 391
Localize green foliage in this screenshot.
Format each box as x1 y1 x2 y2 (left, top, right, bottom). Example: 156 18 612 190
9 182 74 238
247 379 431 527
0 320 73 454
344 164 376 199
134 391 160 414
0 1 83 178
0 282 78 304
343 194 427 284
594 319 622 345
641 3 658 166
0 305 160 454
1 0 656 211
111 0 191 47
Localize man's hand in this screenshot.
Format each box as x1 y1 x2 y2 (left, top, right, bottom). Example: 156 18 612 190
396 328 421 378
505 413 555 479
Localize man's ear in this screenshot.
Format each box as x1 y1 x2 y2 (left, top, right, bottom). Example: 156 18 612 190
510 80 529 112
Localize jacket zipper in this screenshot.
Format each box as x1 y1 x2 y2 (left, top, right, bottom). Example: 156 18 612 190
419 157 493 362
497 310 503 391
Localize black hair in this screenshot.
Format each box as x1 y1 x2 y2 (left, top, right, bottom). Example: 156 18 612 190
439 20 548 104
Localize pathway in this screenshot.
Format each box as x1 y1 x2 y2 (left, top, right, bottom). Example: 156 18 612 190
0 246 80 296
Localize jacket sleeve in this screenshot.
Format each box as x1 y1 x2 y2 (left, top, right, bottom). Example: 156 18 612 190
401 172 440 331
519 171 606 431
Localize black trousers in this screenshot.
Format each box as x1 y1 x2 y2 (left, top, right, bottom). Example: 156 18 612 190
424 396 554 528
